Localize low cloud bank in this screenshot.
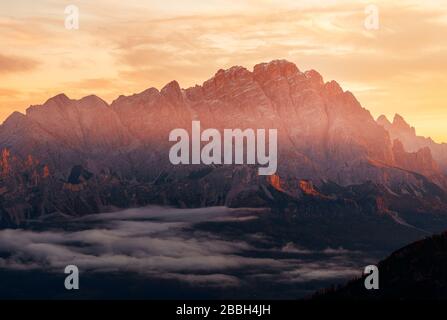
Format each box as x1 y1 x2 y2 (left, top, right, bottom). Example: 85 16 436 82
0 206 364 287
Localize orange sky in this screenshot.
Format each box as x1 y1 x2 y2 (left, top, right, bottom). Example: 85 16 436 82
1 0 446 142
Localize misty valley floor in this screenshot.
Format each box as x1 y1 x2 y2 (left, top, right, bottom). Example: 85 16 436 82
0 206 395 299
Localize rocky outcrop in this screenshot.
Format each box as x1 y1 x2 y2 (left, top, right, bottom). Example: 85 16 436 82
392 139 440 177
378 114 447 173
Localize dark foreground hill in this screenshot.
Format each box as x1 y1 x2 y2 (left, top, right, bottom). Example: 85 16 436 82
315 231 447 299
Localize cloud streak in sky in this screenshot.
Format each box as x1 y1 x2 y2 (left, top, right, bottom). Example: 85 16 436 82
0 53 39 73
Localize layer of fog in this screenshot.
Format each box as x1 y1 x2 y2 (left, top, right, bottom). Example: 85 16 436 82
0 206 367 287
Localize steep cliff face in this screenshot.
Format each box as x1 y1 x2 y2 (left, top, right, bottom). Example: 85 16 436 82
0 60 435 185
0 60 446 224
378 114 447 173
110 81 192 147
0 94 136 174
26 94 133 151
180 60 397 186
392 139 440 176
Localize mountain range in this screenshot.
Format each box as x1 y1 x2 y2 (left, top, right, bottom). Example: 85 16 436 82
1 59 447 235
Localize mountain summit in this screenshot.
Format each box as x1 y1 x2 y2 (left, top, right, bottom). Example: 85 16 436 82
377 113 447 172
0 60 447 225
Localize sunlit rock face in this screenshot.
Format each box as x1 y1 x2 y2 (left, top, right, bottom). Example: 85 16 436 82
378 114 447 173
0 60 446 224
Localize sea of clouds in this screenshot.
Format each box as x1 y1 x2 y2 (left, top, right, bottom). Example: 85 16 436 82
0 206 368 288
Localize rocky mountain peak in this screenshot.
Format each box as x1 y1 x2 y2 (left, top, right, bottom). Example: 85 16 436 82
378 113 447 173
393 114 416 135
213 65 251 81
78 94 109 107
112 87 161 107
304 69 324 86
1 60 447 227
377 115 392 128
253 59 300 79
1 59 446 198
161 80 183 103
392 139 440 175
324 80 343 96
44 93 71 105
2 111 26 127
